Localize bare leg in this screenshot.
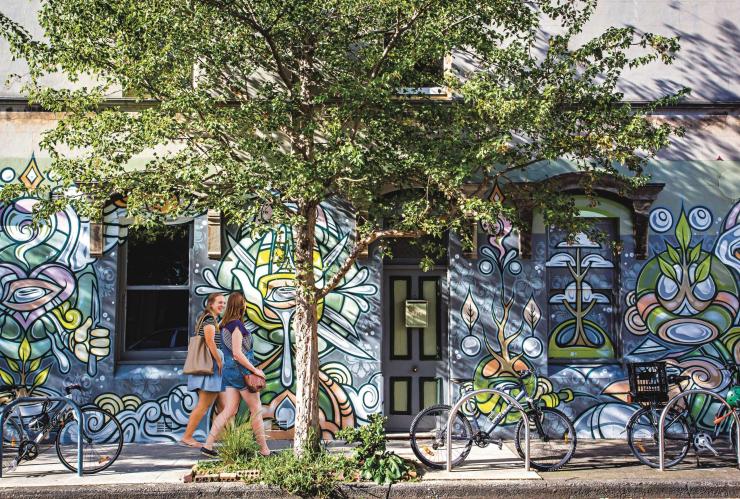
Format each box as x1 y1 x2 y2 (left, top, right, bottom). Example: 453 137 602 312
204 388 240 450
241 390 270 456
181 390 218 446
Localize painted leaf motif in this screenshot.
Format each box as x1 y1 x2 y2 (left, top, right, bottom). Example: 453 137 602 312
658 256 678 282
675 212 691 251
18 338 31 363
461 289 479 332
29 358 41 372
0 368 13 385
666 244 681 264
32 367 50 389
523 296 541 331
695 255 712 283
6 359 19 373
688 244 702 263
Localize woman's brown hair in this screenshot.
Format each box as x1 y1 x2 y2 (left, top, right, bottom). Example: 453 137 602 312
220 292 246 327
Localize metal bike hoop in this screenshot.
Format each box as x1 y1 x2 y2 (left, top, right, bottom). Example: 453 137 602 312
446 388 530 472
0 397 85 477
658 388 740 471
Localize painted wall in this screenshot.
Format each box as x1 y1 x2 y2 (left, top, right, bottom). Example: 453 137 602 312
449 160 740 438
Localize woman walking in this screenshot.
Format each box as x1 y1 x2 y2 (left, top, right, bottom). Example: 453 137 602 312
180 293 226 448
202 292 270 457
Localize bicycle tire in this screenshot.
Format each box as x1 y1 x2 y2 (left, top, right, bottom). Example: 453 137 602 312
514 407 576 471
626 406 690 468
55 407 123 474
409 404 473 469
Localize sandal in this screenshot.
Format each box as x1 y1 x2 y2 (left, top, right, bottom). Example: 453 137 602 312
200 447 218 458
178 440 201 449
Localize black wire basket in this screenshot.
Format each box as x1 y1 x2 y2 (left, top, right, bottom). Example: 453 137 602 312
627 361 669 404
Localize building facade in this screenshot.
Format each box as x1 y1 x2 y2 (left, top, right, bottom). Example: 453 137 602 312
0 0 737 440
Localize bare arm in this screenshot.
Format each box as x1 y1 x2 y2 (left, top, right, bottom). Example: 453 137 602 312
203 322 223 373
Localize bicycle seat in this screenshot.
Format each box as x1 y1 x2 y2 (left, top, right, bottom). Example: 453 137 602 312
64 384 85 394
450 378 473 385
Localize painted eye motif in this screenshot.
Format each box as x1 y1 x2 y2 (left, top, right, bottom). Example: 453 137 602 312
8 286 52 304
2 279 62 312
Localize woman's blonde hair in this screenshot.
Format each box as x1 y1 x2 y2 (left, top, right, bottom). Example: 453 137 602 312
220 292 246 327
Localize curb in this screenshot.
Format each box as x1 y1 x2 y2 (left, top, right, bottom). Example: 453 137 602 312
1 479 740 498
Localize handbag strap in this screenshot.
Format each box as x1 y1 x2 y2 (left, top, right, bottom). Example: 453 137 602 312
192 312 210 338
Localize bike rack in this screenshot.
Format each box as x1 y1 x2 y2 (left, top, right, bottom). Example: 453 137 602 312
446 388 530 472
658 388 740 471
0 397 85 477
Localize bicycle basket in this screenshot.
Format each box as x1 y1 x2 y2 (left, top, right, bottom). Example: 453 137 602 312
628 361 668 404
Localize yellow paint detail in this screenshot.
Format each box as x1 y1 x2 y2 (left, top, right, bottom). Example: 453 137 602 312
52 302 83 330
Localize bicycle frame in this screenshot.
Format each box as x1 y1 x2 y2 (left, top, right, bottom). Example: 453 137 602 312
464 378 538 440
0 396 84 477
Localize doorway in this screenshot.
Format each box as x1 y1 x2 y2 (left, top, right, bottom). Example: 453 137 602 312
382 267 449 432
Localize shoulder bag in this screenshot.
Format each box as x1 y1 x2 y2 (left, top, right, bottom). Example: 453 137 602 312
183 314 215 375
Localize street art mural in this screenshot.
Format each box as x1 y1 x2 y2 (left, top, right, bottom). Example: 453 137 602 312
0 193 111 393
0 153 737 444
195 205 381 437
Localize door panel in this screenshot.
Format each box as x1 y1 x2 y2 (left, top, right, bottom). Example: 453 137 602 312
383 269 448 432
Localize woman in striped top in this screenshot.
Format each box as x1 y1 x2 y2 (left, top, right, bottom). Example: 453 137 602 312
179 293 226 448
202 291 270 457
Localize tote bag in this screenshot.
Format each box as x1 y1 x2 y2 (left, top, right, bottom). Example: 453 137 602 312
183 314 214 376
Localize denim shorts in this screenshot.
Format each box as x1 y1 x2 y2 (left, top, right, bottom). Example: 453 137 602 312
222 354 255 391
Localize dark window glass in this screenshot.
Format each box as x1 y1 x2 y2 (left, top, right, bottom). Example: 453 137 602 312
125 290 190 351
123 222 192 356
126 225 190 286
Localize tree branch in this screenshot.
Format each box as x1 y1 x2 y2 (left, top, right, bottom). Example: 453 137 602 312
318 228 421 298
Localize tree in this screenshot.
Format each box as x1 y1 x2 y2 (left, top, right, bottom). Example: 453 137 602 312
0 0 684 453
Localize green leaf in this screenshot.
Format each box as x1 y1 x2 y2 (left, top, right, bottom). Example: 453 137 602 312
32 366 50 388
675 212 691 251
665 244 681 264
29 358 41 372
0 368 14 385
688 244 702 263
18 337 31 363
695 256 712 283
658 256 678 282
6 359 20 373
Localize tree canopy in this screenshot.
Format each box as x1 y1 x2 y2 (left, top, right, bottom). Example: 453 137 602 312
0 0 686 451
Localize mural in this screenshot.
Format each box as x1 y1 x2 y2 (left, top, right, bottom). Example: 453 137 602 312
195 205 381 437
0 153 736 444
0 193 110 396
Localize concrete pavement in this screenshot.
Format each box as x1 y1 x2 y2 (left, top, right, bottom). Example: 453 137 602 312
0 439 737 497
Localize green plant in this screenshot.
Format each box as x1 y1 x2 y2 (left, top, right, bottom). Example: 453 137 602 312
217 415 260 465
337 413 414 484
361 452 410 485
255 448 352 498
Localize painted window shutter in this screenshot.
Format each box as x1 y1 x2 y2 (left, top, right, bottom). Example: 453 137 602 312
207 209 222 259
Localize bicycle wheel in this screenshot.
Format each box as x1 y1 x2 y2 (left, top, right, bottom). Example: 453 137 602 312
410 404 473 469
55 407 123 474
514 407 576 471
626 406 690 468
1 408 24 475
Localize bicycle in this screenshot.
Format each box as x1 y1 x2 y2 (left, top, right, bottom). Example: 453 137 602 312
409 369 577 471
0 383 124 474
626 360 739 468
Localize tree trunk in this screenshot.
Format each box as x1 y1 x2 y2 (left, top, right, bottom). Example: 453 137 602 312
292 202 321 455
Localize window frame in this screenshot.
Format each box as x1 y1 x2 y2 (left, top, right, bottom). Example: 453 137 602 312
116 221 194 363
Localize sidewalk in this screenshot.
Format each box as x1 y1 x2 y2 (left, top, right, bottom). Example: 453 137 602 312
0 439 737 497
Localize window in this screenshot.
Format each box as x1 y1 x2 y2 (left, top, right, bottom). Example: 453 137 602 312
546 218 619 362
119 223 192 360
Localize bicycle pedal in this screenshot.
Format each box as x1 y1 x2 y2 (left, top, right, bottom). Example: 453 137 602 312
493 438 503 450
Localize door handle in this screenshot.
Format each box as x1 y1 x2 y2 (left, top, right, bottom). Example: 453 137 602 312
411 366 418 373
